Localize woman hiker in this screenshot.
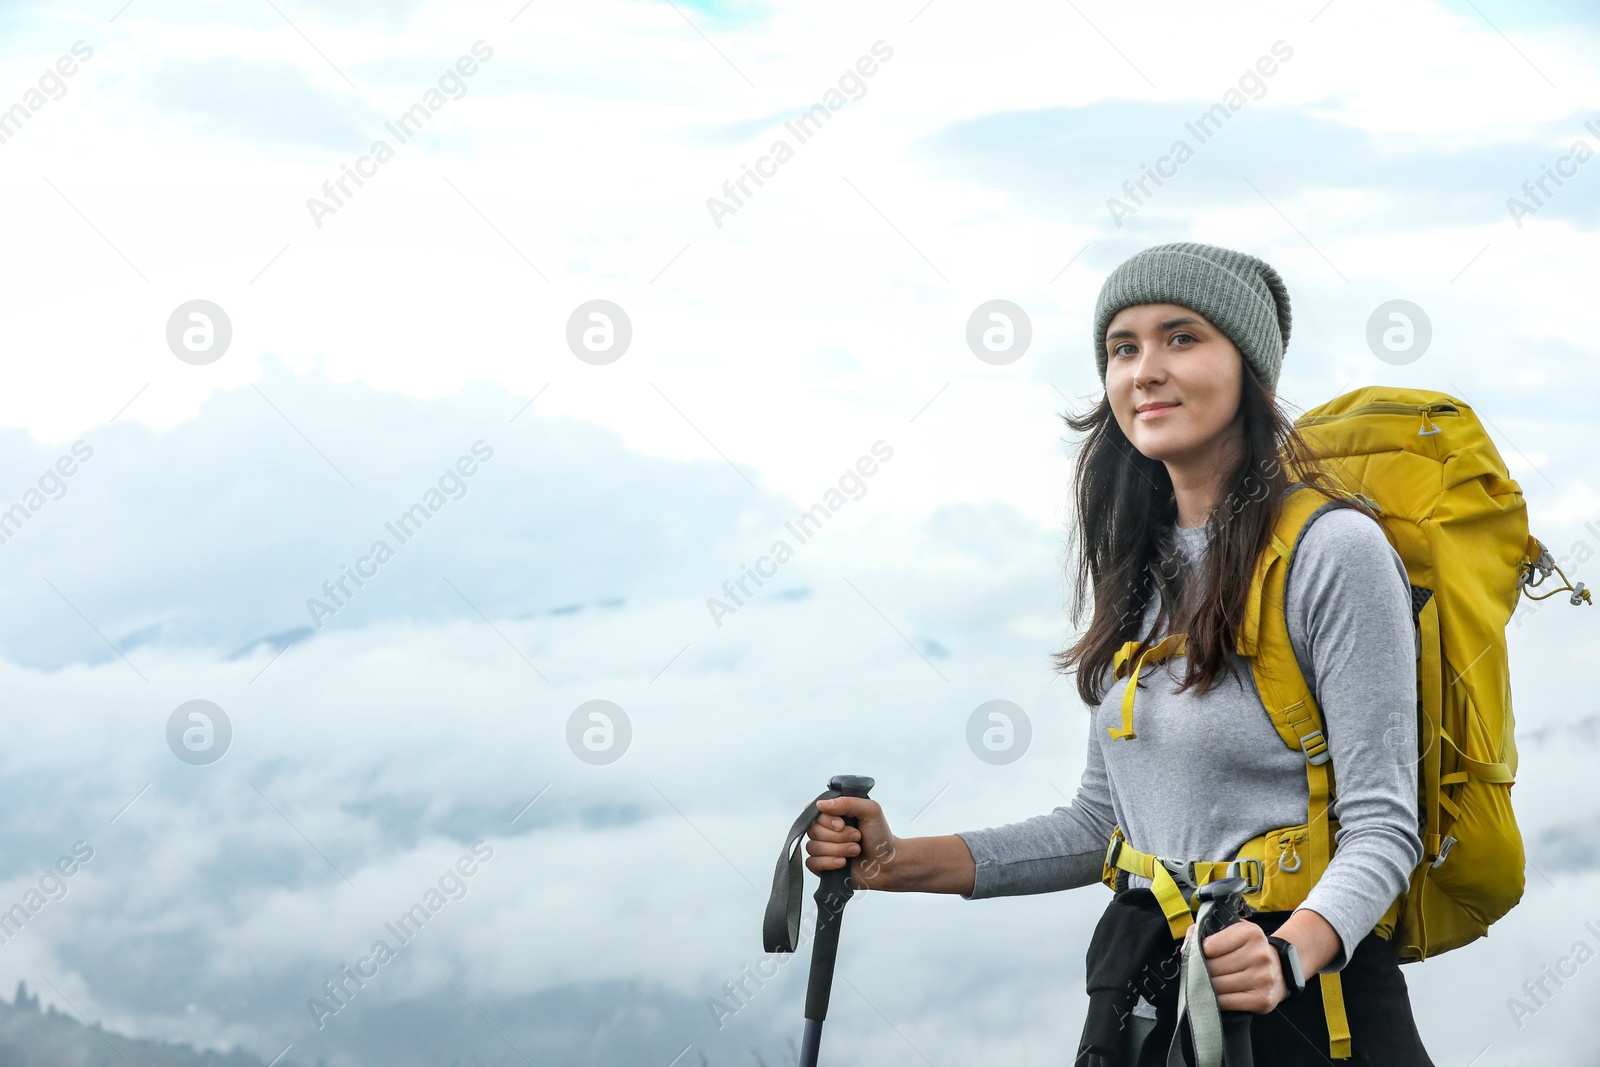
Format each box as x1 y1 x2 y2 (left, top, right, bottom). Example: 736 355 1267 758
804 242 1434 1065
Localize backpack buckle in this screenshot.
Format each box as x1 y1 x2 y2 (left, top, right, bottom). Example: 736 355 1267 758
1299 730 1331 766
1226 858 1264 893
1526 545 1555 583
1158 855 1197 890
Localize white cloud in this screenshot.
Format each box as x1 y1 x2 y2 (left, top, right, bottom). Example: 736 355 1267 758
0 0 1597 1063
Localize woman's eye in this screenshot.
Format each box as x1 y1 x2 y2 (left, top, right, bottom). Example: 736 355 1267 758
1112 343 1136 358
1171 332 1195 346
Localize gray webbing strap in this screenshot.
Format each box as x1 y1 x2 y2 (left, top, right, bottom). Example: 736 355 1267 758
1167 899 1225 1067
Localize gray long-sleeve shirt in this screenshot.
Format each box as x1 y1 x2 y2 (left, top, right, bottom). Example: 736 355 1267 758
955 507 1422 973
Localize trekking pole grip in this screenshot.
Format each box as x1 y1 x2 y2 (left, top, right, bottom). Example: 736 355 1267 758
804 775 873 1023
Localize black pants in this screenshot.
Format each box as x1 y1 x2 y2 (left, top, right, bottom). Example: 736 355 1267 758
1133 910 1434 1067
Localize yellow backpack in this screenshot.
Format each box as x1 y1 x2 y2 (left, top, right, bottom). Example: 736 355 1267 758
1099 385 1591 1059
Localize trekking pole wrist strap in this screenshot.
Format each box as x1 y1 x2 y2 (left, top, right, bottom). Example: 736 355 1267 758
763 776 875 955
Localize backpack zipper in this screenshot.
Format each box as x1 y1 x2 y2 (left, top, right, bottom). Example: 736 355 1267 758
1297 401 1461 437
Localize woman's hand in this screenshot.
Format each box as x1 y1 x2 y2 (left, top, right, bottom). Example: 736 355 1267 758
804 796 901 891
1197 920 1289 1014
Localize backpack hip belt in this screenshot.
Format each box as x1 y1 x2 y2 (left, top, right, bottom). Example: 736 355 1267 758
1100 824 1404 941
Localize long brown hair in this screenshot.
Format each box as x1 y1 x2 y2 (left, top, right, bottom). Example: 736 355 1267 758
1052 365 1372 708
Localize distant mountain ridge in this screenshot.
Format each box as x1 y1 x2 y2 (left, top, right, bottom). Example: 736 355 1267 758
0 983 302 1067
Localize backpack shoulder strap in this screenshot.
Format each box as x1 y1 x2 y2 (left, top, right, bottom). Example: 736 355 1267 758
1237 482 1348 754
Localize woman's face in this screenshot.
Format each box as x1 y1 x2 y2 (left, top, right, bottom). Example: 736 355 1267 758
1104 302 1245 468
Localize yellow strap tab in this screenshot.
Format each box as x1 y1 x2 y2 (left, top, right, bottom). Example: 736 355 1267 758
1456 755 1515 783
1323 971 1352 1058
1295 697 1341 1058
1107 835 1196 939
1107 633 1186 741
1439 727 1515 782
1149 866 1194 939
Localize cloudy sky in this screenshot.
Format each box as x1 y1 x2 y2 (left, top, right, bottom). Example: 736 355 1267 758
1 0 1598 1064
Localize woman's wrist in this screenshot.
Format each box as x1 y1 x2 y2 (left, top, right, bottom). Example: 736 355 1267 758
1274 906 1343 976
875 834 976 895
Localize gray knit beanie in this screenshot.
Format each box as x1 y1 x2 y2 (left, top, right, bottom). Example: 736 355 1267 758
1092 242 1292 390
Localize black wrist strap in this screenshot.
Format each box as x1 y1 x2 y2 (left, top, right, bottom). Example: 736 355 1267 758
1267 935 1305 999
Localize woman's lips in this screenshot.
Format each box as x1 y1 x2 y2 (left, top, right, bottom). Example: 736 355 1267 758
1136 402 1179 420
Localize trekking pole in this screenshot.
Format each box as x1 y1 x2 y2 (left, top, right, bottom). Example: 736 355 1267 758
1166 877 1254 1067
762 774 876 1067
1196 878 1255 1067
